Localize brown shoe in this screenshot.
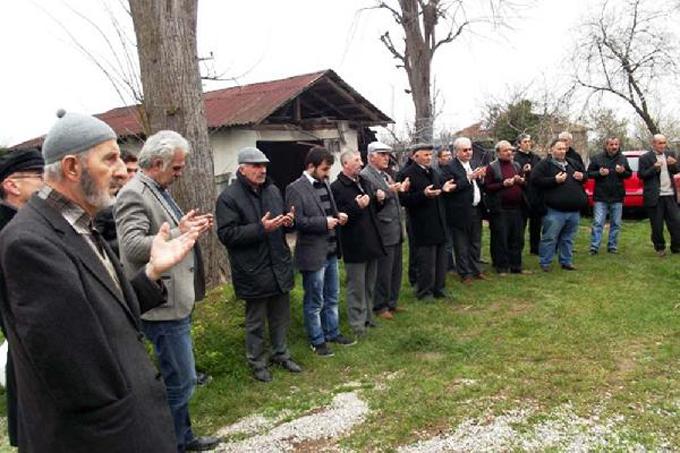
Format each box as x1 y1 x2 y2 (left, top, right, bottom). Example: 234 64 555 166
377 310 394 320
461 277 473 285
474 273 489 280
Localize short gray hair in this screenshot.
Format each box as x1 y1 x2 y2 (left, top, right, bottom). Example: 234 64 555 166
138 130 190 170
340 150 359 165
652 133 667 143
452 137 472 151
558 131 573 141
43 150 92 182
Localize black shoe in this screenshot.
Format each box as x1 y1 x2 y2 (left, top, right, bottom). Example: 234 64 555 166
432 290 449 299
607 249 618 254
561 264 577 271
196 372 212 386
253 367 272 382
329 334 357 346
185 436 220 451
273 358 302 373
311 342 334 357
365 320 378 328
589 249 598 256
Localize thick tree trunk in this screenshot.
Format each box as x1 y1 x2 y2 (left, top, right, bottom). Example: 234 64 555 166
129 0 228 288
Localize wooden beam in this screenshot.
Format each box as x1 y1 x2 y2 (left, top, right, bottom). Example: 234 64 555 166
294 98 302 123
306 90 349 118
321 77 381 122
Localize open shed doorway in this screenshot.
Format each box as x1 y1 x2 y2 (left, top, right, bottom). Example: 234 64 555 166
257 140 322 194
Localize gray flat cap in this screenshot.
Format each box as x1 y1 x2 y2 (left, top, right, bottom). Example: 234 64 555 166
238 147 270 164
367 141 392 154
42 109 117 164
408 142 434 153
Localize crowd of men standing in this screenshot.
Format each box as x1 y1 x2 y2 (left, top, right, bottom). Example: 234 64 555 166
1 109 679 451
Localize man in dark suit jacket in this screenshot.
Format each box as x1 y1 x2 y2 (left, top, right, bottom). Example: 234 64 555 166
400 143 455 300
638 134 680 256
286 146 354 357
360 142 409 319
0 111 199 452
441 137 487 284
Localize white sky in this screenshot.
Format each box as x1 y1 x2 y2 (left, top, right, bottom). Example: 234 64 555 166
0 0 610 147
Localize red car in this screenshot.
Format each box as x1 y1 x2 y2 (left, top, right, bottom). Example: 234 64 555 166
584 150 680 210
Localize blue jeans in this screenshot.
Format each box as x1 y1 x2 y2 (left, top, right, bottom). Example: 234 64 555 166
143 316 196 452
590 201 623 252
301 256 340 346
539 208 580 267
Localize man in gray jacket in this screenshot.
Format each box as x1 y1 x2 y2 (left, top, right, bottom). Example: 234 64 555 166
115 130 217 452
360 141 409 319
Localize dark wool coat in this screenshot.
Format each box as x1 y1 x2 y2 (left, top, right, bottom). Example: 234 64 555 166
330 173 386 263
638 150 680 207
0 196 175 453
586 151 632 203
215 173 294 300
440 159 477 228
399 163 448 246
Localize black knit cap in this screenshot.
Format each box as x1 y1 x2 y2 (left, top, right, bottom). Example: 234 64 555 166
0 149 45 182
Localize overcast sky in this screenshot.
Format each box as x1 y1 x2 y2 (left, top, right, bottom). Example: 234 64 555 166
0 0 606 147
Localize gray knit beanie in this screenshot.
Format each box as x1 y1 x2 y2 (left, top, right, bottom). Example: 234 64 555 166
42 109 118 164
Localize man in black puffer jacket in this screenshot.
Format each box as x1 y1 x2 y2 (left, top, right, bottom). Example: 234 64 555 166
531 139 588 271
586 137 632 254
216 147 302 383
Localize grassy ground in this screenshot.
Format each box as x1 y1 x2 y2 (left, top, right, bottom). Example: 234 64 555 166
0 217 678 450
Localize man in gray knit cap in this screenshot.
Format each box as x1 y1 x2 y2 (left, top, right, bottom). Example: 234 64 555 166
0 110 202 452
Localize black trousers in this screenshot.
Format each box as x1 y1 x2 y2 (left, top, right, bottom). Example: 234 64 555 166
414 243 447 299
244 293 291 369
647 195 680 252
373 243 403 313
490 208 525 272
523 212 542 254
406 215 418 286
451 206 483 279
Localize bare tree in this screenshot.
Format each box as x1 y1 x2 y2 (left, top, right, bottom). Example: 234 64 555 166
129 0 227 287
374 0 516 142
572 0 679 135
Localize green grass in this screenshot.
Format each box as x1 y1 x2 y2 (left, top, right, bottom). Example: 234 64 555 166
0 217 678 450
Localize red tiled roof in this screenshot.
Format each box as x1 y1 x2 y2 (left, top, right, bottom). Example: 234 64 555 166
13 69 390 149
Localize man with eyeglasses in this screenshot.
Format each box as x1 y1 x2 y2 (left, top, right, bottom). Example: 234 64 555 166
0 148 45 447
638 134 680 256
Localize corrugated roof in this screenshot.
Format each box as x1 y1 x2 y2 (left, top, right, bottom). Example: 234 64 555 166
13 69 391 149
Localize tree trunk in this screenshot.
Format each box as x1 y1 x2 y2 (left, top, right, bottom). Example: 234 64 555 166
129 0 227 288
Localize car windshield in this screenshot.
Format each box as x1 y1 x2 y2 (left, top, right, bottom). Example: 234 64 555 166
626 157 639 172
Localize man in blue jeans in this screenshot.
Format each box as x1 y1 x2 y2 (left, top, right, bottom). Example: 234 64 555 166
530 139 588 271
116 131 218 452
586 137 632 255
286 146 356 357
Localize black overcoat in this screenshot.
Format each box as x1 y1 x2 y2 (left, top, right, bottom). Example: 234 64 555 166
638 150 679 207
0 196 175 453
330 173 386 263
399 163 447 246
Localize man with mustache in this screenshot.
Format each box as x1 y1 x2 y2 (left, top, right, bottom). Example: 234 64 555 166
0 111 199 451
115 130 217 452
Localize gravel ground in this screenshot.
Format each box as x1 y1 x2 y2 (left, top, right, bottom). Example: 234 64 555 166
215 391 368 452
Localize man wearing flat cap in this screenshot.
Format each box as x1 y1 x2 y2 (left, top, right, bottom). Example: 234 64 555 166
216 147 301 382
360 141 409 319
115 130 217 452
0 110 201 452
0 148 44 447
399 143 456 300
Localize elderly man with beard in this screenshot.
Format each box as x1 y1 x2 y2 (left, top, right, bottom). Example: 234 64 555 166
216 147 301 382
0 111 200 452
331 150 386 337
115 130 217 452
531 139 588 272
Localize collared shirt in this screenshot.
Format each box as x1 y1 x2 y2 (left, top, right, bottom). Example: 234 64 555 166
38 186 122 294
459 159 481 206
303 170 319 185
655 152 674 196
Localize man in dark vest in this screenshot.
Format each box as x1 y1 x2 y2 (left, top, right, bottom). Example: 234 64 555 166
216 147 301 382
